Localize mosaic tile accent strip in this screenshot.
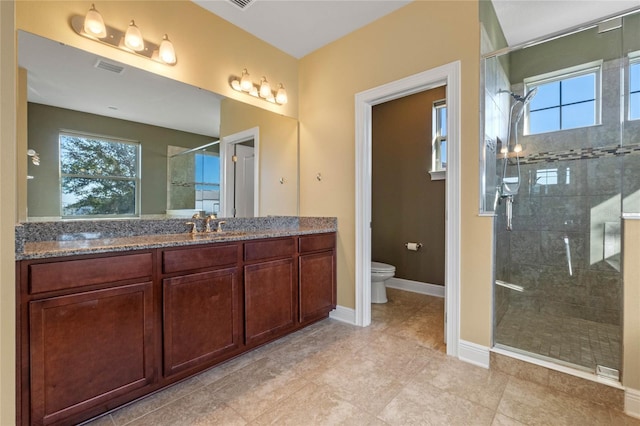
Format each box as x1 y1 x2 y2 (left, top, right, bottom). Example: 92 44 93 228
520 142 640 165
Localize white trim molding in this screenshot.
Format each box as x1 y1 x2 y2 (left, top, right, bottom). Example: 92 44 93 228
355 61 462 359
219 127 260 218
329 305 356 325
385 277 444 298
626 388 640 419
459 340 490 369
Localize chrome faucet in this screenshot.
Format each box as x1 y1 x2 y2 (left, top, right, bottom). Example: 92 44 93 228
185 221 197 234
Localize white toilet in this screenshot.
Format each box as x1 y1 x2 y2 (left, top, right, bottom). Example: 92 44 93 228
371 261 396 303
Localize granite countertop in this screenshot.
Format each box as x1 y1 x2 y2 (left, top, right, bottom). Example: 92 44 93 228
16 217 337 260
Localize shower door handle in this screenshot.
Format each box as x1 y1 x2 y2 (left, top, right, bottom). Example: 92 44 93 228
563 235 573 276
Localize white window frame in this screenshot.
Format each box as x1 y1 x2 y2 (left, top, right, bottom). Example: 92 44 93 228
430 99 447 180
59 130 141 218
523 60 603 135
628 51 640 121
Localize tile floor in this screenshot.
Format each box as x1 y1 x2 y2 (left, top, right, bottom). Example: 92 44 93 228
495 306 621 372
85 288 640 425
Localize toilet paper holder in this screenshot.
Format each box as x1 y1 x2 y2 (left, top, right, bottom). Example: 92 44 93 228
405 242 423 251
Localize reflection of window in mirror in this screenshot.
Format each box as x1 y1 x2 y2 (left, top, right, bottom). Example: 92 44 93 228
195 152 220 215
59 131 140 217
430 99 447 181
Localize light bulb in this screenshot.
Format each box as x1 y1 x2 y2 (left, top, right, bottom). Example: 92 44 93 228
83 4 106 38
513 143 523 153
231 79 242 91
240 69 253 92
259 77 271 98
500 146 508 155
249 86 259 97
275 83 288 105
158 34 176 64
124 20 144 52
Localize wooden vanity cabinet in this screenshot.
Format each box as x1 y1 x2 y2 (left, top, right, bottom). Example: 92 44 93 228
243 238 297 347
20 252 156 426
18 232 337 425
299 233 337 325
161 244 242 377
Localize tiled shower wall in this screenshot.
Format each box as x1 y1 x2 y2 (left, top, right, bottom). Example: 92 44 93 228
494 56 640 330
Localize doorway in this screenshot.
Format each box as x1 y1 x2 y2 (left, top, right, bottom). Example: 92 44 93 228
220 127 260 218
355 62 462 358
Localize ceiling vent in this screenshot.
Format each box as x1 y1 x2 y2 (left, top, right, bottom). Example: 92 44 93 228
228 0 256 10
94 59 125 74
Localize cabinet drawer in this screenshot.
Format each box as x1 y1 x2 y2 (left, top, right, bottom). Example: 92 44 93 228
163 244 238 274
29 253 153 294
299 233 335 254
244 238 296 262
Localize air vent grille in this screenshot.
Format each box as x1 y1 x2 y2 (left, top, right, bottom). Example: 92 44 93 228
228 0 256 10
94 59 125 74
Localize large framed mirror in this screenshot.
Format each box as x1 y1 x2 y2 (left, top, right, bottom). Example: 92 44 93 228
18 30 299 221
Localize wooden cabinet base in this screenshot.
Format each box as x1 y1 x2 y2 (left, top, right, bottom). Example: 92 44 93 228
18 234 336 425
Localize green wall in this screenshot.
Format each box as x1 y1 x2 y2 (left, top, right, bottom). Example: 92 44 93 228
27 103 214 217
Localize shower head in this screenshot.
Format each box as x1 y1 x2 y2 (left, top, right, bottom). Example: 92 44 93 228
514 87 538 123
510 87 538 105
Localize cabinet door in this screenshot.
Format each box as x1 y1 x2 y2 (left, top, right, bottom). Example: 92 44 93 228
163 268 241 376
244 258 296 346
29 282 154 425
299 251 336 324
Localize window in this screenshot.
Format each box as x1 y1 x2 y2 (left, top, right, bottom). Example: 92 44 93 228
430 100 446 180
629 55 640 120
59 132 140 217
194 152 220 215
524 61 602 135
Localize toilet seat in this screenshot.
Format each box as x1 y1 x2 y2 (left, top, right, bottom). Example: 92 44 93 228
371 261 395 273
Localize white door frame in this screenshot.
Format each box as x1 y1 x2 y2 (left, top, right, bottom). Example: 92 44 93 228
220 126 260 218
355 61 461 357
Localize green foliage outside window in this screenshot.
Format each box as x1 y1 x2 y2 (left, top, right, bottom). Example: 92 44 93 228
60 134 139 216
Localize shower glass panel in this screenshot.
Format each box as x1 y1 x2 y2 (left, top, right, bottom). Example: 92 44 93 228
484 10 640 376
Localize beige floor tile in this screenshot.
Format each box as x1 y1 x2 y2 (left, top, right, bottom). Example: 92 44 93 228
311 352 404 415
415 355 509 411
125 386 246 426
609 409 640 425
378 380 495 426
82 413 116 426
207 357 308 422
110 377 204 425
491 413 527 426
250 381 386 426
497 377 613 426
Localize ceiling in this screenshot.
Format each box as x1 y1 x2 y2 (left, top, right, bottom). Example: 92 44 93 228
491 0 640 48
193 0 640 58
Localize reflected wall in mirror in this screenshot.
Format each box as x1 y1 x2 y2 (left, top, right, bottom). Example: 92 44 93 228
18 30 299 220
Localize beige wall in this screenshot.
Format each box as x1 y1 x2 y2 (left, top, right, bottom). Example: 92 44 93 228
220 98 299 216
0 1 16 424
298 1 493 344
624 219 640 390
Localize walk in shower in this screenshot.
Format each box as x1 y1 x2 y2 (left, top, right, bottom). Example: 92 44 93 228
481 9 640 378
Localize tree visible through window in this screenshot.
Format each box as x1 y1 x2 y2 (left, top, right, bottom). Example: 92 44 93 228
60 133 140 217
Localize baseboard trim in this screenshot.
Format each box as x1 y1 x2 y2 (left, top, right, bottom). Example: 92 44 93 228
458 339 490 369
329 305 356 325
626 388 640 419
385 277 444 298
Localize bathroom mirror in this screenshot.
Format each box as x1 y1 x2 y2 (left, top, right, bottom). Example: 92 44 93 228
19 30 299 220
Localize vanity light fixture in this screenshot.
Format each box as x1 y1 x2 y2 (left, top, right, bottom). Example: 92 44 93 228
71 4 177 65
230 69 288 105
